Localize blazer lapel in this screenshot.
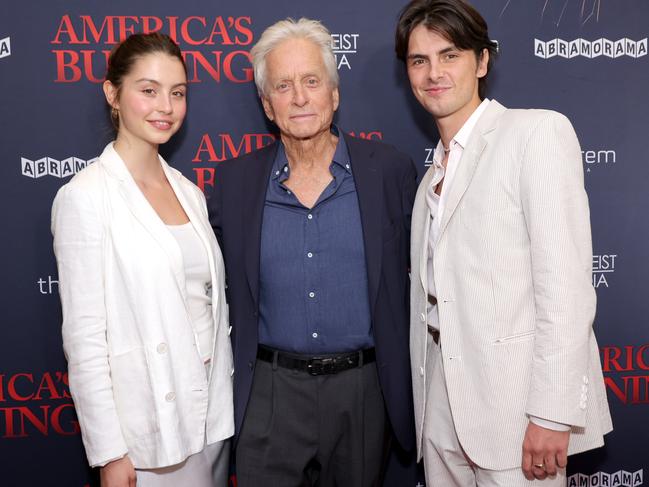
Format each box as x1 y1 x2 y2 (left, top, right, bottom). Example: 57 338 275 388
100 144 186 296
437 100 506 239
345 134 382 315
243 143 278 308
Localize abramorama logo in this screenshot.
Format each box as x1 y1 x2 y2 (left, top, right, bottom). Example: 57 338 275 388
0 36 10 59
535 38 647 59
21 156 98 179
568 469 643 487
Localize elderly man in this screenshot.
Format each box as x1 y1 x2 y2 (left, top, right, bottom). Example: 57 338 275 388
396 0 612 485
207 18 417 486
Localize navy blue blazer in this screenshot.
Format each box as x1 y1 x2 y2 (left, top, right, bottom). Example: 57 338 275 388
207 133 417 451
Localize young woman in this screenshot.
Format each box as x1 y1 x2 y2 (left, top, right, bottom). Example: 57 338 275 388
52 33 233 487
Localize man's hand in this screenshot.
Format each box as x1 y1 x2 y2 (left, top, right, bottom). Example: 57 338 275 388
521 421 569 480
100 455 136 487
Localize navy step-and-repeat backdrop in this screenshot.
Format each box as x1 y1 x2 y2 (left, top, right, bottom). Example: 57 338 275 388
1 1 647 486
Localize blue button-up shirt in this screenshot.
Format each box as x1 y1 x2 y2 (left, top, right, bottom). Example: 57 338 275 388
258 129 373 354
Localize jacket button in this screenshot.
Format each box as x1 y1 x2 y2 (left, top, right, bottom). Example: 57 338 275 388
156 343 167 354
248 361 254 369
165 392 176 402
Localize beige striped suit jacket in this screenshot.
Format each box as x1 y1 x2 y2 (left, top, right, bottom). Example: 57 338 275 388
410 100 612 469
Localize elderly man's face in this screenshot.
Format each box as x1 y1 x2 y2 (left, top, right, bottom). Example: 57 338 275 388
261 38 339 142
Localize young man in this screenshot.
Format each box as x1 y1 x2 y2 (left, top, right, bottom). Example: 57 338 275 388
395 0 612 485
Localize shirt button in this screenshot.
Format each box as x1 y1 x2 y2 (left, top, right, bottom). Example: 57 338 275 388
165 392 176 402
309 291 315 298
307 252 313 258
228 326 232 336
419 313 426 322
307 214 313 220
419 366 424 376
156 343 167 354
275 170 280 176
312 332 318 338
283 166 288 172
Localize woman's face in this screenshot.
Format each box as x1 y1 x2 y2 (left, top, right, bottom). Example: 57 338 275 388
104 52 187 147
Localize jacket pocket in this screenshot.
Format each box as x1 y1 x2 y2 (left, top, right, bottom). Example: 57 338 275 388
110 348 160 440
493 330 535 345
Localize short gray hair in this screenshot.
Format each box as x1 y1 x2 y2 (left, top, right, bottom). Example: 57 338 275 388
250 17 339 97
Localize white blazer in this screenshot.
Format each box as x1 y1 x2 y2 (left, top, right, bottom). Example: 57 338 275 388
52 143 234 469
410 101 612 469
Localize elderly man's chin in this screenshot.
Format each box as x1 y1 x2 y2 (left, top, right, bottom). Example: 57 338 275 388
281 121 331 141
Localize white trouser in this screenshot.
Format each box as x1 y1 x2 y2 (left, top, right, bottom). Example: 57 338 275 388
422 330 566 487
135 438 230 487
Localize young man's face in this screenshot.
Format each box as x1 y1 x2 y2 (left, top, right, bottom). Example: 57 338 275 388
406 24 488 126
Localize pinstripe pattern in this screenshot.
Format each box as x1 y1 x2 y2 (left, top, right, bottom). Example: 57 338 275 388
410 100 612 470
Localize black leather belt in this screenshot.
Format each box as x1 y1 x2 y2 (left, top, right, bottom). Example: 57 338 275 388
257 346 376 376
427 326 440 345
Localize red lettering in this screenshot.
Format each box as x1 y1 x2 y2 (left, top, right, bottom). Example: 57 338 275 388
167 16 179 44
206 17 234 46
19 405 50 436
81 50 106 83
223 51 253 83
193 168 215 192
604 376 627 404
193 134 219 163
181 16 208 46
51 403 80 435
1 407 26 438
81 15 115 44
637 344 649 370
52 15 82 44
253 133 277 149
221 133 251 159
234 17 253 45
141 16 164 34
626 375 649 404
0 374 4 402
62 372 72 399
8 373 34 401
117 16 139 42
185 51 222 83
52 50 82 82
33 373 62 401
601 346 633 372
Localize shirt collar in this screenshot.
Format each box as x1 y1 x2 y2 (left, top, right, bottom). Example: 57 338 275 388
271 125 351 182
434 98 491 158
453 98 490 149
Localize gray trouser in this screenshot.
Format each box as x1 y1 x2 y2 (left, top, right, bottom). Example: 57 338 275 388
236 356 388 487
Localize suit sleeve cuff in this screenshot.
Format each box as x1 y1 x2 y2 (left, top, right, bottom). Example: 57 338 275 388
529 415 571 432
92 452 128 468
